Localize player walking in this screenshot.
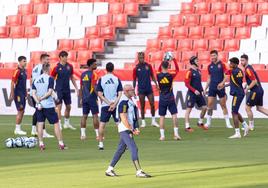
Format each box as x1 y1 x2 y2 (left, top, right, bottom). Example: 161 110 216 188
10 56 27 135
105 84 151 178
184 56 207 132
204 50 232 129
51 51 79 130
133 52 159 128
96 62 123 150
80 59 99 141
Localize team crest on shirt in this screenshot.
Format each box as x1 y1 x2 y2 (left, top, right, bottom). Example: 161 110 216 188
59 68 62 71
145 66 149 70
67 65 70 70
188 102 191 106
138 68 141 71
218 64 222 69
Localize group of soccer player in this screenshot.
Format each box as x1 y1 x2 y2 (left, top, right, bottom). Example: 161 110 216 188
9 48 268 178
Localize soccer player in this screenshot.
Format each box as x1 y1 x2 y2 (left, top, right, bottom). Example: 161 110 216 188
184 56 207 132
30 54 54 138
80 59 99 141
51 51 79 130
227 57 249 139
241 54 268 130
10 56 27 135
105 84 151 178
157 58 181 141
133 52 159 128
32 63 67 150
97 62 123 150
204 50 232 129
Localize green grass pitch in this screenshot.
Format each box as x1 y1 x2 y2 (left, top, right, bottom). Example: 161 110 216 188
1 115 268 188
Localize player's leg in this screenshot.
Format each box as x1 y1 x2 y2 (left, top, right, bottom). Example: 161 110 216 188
63 92 76 130
205 96 215 128
169 102 180 140
238 113 249 136
31 96 38 136
147 93 159 127
80 114 88 140
99 106 110 150
36 109 45 150
196 95 208 130
256 106 268 116
185 108 193 132
138 94 146 127
256 91 268 115
14 96 26 135
159 101 167 140
218 90 232 128
93 114 100 140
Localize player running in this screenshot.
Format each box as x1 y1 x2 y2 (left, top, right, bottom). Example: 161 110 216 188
51 51 79 130
133 52 159 128
204 50 232 129
10 56 27 135
241 54 268 130
227 57 249 139
105 84 151 178
30 54 54 138
157 55 181 141
32 63 67 150
96 62 123 150
184 56 207 132
80 59 99 141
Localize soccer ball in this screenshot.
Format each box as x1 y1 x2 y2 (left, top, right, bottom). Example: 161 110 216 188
5 138 16 148
24 140 36 148
28 137 38 146
20 136 29 144
15 137 24 147
164 51 173 61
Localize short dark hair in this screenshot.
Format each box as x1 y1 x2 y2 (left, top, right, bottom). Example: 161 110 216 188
106 62 114 72
240 54 248 61
59 51 68 58
42 62 50 72
210 50 218 55
162 61 169 69
40 53 49 60
87 58 96 67
18 56 26 62
229 57 239 65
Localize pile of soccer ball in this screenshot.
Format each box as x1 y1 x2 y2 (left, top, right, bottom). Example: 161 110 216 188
5 137 38 148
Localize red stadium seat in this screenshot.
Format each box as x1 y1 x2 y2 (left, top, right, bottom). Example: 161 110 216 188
146 38 160 52
58 39 74 50
224 39 240 51
257 3 268 14
169 14 184 27
45 0 60 2
173 26 188 39
181 2 195 14
220 27 235 39
77 51 92 63
112 14 128 28
158 26 172 39
231 14 246 27
97 14 112 27
226 3 242 14
238 0 253 2
124 63 136 69
124 3 139 16
204 27 220 39
195 2 211 14
0 27 9 38
85 26 100 39
235 27 251 39
172 51 181 62
189 26 204 39
215 14 230 27
73 39 89 50
67 50 77 62
200 14 215 27
18 4 33 15
184 15 200 26
247 15 262 27
6 15 22 26
24 27 40 38
193 39 208 51
109 3 124 14
211 2 226 14
9 26 24 38
122 0 136 3
177 39 192 51
218 51 229 63
4 63 18 69
198 51 211 64
136 0 150 5
161 39 177 51
252 64 265 70
31 51 45 61
46 51 59 62
149 51 164 63
33 3 48 14
181 51 197 64
209 39 224 51
22 15 37 26
242 2 257 15
89 38 105 52
100 26 115 40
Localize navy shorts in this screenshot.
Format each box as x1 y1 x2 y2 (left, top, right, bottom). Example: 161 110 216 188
246 90 264 107
14 95 26 111
56 91 71 105
100 106 119 123
159 99 177 116
36 108 59 124
232 95 244 114
82 100 99 115
186 92 206 108
208 87 226 98
138 89 153 96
